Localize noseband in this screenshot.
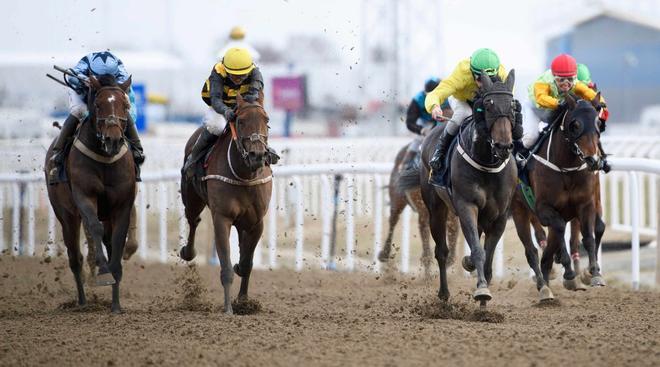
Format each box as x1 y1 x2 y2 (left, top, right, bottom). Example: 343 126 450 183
231 104 269 160
91 86 129 141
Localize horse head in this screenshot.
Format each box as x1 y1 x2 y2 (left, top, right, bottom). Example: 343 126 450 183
88 74 132 156
233 93 270 171
561 92 602 171
478 70 515 161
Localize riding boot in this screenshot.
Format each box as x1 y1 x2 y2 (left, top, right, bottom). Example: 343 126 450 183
428 129 455 187
182 128 218 178
513 140 529 171
266 146 280 165
48 114 79 184
124 117 145 182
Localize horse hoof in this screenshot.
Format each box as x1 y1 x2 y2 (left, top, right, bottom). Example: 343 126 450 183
224 306 233 315
95 272 115 287
123 242 138 260
591 275 606 287
539 285 554 301
111 306 124 315
377 250 390 263
580 269 592 286
179 246 196 262
562 277 585 291
473 287 492 302
462 256 475 272
233 264 245 277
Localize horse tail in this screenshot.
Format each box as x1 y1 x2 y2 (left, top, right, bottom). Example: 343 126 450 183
396 166 421 193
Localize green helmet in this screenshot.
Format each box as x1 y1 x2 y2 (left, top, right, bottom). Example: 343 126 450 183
577 63 592 83
470 48 500 76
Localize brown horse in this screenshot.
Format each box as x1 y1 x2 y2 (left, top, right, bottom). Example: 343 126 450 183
512 93 605 301
45 75 136 313
180 94 272 314
377 144 460 276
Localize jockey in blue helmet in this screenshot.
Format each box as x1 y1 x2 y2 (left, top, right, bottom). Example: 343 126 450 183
48 51 145 183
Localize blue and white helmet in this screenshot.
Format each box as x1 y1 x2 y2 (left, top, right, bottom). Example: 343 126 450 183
89 51 120 76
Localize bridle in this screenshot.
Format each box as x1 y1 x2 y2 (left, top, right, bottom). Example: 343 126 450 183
90 86 129 142
229 103 269 161
479 89 515 154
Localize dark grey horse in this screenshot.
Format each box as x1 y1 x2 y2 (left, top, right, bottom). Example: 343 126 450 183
409 71 517 306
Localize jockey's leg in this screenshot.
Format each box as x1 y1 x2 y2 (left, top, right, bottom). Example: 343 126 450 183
182 107 224 176
48 114 80 184
124 116 145 165
400 136 421 171
429 97 470 187
521 100 542 150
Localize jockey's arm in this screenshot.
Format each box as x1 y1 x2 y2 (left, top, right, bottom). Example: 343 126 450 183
405 100 423 135
65 54 92 93
208 69 229 115
247 68 264 99
574 81 606 105
424 64 461 114
127 86 138 122
533 82 559 109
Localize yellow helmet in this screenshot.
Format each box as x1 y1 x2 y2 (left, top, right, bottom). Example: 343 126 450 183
222 48 255 75
229 26 246 40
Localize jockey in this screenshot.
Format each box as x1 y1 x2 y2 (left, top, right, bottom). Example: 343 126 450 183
577 63 597 90
521 54 608 151
48 51 144 183
217 26 261 64
400 77 450 171
182 47 277 177
425 48 523 186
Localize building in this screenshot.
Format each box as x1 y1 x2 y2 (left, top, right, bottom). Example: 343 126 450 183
546 11 660 123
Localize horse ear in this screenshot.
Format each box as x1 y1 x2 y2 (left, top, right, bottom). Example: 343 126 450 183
88 74 101 91
118 75 132 93
505 69 515 92
480 72 493 90
565 93 577 109
591 92 601 109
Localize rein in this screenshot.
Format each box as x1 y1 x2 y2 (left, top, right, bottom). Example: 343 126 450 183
531 109 591 173
202 103 272 186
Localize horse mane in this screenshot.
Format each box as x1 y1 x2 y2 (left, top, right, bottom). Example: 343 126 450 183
96 74 118 87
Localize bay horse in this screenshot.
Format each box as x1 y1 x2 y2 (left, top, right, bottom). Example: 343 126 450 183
180 94 272 314
512 93 605 301
409 71 517 305
377 144 460 276
45 75 136 313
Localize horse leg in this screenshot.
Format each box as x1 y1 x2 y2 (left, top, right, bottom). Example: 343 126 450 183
103 221 113 262
72 191 113 286
445 212 459 267
580 208 605 287
212 214 234 314
530 215 547 249
512 201 552 300
538 205 577 290
428 205 450 300
61 212 86 306
123 206 138 260
235 221 265 300
455 201 490 302
378 191 406 262
82 225 97 284
483 215 507 286
593 214 606 284
107 206 132 314
417 203 433 278
180 181 206 262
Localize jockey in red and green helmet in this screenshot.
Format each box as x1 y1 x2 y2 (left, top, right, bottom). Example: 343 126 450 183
521 54 607 150
577 63 596 90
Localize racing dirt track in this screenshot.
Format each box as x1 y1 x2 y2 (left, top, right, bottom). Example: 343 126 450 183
1 255 659 367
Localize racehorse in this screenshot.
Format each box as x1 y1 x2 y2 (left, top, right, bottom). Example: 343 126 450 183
179 93 272 314
377 144 460 277
407 71 517 305
512 93 605 300
45 74 136 313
